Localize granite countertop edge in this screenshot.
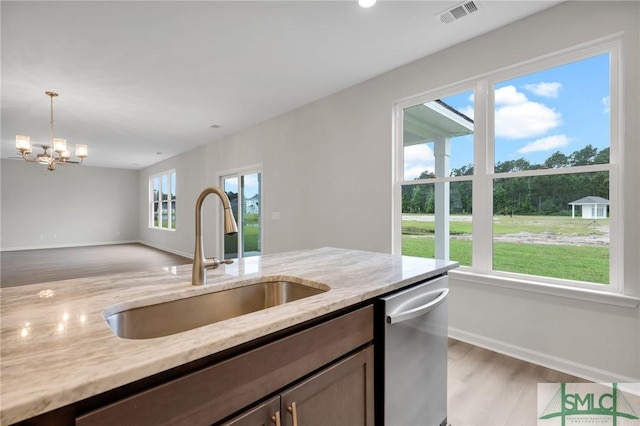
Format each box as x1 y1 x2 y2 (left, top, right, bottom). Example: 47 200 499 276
0 247 458 424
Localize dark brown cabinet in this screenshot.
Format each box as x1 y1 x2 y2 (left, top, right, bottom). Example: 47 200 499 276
222 346 374 426
220 396 281 426
69 306 374 426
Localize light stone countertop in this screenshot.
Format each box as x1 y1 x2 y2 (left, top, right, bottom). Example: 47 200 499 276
0 247 457 424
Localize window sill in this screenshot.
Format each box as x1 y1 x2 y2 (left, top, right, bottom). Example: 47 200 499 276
149 227 176 232
449 268 639 309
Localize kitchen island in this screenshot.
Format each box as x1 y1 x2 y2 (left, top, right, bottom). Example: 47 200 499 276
1 247 457 425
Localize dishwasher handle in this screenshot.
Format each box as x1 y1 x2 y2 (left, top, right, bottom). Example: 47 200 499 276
386 288 448 325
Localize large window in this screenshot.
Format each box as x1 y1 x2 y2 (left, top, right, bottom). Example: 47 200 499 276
489 54 612 285
149 169 176 230
221 168 262 259
395 41 621 291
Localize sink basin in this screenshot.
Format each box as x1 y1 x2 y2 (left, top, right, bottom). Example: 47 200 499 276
105 279 328 339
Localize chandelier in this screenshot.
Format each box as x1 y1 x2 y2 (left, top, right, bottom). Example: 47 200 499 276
15 91 88 171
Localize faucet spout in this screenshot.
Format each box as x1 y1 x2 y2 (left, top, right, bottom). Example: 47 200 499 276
192 186 238 285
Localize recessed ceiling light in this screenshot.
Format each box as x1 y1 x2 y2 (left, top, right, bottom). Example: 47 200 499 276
358 0 376 8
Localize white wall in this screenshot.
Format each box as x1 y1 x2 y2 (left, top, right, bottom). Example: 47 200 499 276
139 1 640 381
1 159 139 250
137 146 210 258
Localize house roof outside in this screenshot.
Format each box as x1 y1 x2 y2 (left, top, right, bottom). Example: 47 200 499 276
568 196 610 205
403 99 475 147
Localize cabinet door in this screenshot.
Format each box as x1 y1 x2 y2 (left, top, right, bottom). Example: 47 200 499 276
280 346 374 426
219 396 281 426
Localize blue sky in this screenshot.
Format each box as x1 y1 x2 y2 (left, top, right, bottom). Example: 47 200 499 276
223 173 260 198
404 52 610 178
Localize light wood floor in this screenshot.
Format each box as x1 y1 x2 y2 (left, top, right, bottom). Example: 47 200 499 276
0 243 191 287
448 339 587 426
1 244 588 424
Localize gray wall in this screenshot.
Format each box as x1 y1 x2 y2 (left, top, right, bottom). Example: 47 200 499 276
1 159 138 250
139 1 640 381
137 146 210 257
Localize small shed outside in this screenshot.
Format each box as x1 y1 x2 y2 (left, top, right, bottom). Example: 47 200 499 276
568 196 609 219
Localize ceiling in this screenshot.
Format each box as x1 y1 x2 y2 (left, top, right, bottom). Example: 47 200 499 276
1 1 561 170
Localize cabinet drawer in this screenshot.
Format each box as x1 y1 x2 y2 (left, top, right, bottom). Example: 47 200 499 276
76 305 373 426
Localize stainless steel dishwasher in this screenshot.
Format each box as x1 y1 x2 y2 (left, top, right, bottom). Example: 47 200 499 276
376 275 449 426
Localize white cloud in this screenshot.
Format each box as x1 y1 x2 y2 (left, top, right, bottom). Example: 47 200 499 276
602 96 610 113
517 135 571 154
494 85 561 139
403 143 434 180
523 82 562 98
495 85 528 105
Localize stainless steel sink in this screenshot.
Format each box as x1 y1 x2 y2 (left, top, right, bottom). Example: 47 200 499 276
105 279 328 339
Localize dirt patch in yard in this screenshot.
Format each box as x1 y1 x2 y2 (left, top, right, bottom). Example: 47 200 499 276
453 231 609 246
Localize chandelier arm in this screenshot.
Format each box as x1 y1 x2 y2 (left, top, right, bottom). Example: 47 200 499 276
20 153 39 163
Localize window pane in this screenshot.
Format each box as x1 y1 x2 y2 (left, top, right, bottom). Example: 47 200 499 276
223 177 239 259
494 54 610 172
492 172 609 284
401 181 472 266
403 91 474 180
153 202 159 227
153 177 160 202
170 172 176 229
150 171 176 230
161 174 168 201
242 173 261 257
161 201 168 228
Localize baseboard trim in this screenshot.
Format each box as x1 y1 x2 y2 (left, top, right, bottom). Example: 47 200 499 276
0 240 139 252
448 327 639 384
138 241 192 260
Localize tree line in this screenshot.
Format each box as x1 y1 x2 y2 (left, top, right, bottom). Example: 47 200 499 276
402 144 609 216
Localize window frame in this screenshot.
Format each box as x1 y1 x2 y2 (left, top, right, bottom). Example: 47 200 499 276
393 37 623 293
148 169 176 231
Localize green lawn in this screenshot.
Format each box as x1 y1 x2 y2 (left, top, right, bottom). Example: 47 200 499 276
224 213 261 257
402 214 609 284
402 236 472 266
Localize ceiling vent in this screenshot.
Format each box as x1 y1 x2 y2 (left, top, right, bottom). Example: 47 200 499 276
437 1 481 24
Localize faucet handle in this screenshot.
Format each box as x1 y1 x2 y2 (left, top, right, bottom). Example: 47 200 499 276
203 257 233 269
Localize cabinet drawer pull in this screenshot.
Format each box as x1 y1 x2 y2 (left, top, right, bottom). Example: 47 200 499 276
287 401 298 426
272 410 281 426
